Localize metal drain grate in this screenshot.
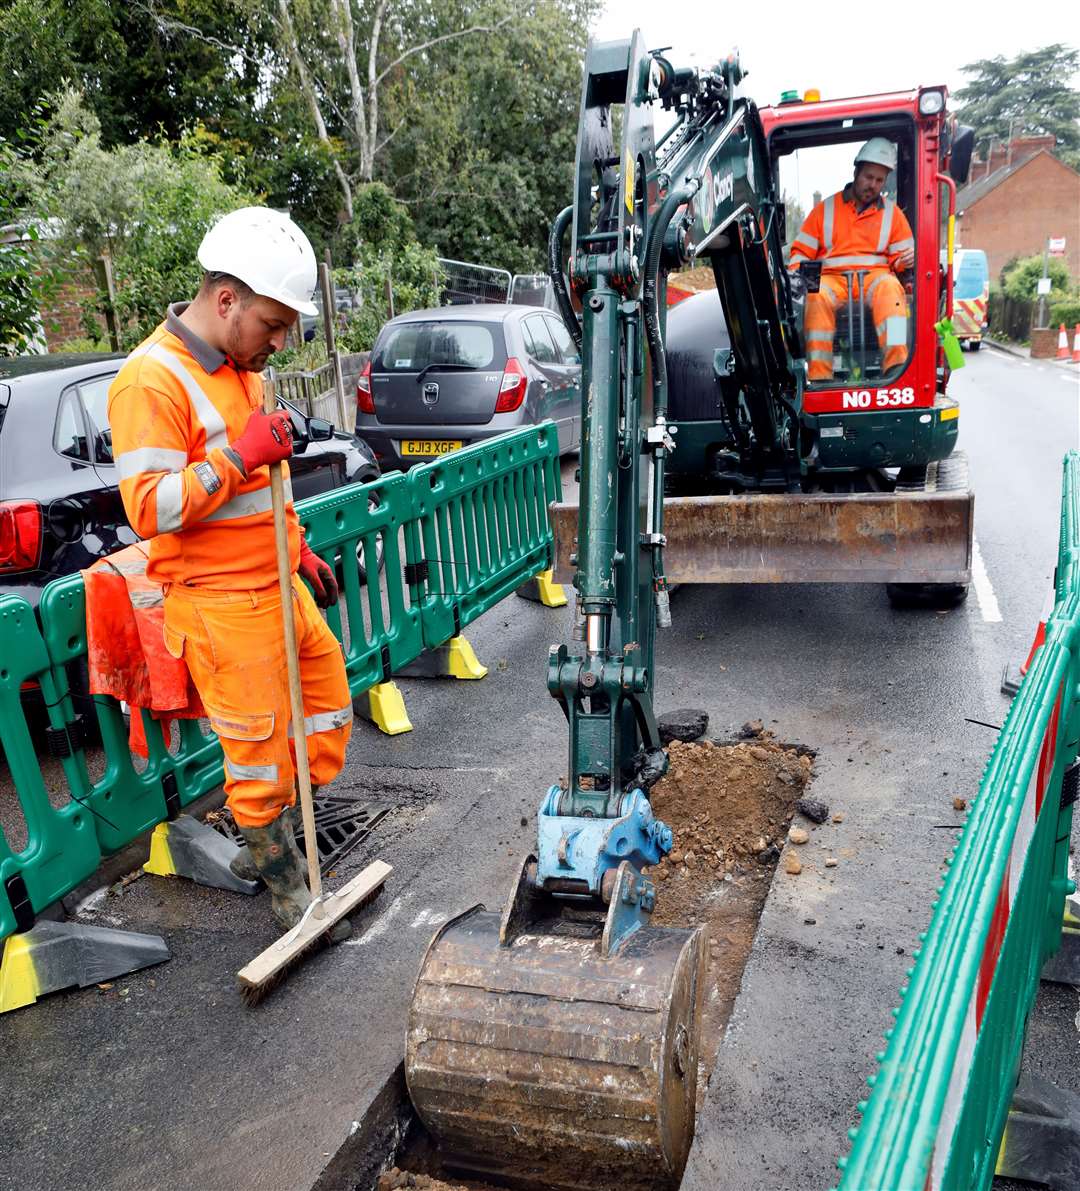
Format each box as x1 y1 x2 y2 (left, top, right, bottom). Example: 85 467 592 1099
207 794 390 875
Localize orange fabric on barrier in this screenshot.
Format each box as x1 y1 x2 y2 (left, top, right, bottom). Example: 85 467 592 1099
82 542 204 756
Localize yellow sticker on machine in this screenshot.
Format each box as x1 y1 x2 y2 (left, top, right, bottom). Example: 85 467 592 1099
401 439 463 457
624 148 635 213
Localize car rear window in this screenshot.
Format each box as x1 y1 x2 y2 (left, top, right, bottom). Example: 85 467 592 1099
373 322 506 372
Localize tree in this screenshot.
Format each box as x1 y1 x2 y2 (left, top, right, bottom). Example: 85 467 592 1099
954 45 1080 170
1002 253 1072 303
17 87 256 347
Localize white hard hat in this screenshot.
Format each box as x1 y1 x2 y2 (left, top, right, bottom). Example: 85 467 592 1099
854 138 897 172
198 206 318 316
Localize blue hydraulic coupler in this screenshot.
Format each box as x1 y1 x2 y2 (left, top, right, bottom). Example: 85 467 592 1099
535 785 673 898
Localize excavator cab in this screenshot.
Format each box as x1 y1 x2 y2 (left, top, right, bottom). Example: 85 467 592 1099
775 120 920 386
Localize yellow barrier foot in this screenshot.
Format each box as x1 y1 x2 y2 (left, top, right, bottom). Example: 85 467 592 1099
0 921 169 1014
515 568 568 608
143 815 259 895
357 682 413 735
447 635 488 680
395 636 488 680
995 1072 1080 1185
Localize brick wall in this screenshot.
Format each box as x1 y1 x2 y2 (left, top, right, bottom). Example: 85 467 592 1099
39 270 107 349
957 152 1080 283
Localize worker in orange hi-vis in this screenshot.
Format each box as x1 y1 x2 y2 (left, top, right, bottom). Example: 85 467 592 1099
108 207 351 939
788 138 915 381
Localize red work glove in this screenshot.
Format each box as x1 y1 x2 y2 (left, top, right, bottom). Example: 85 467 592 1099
299 538 339 608
230 409 293 475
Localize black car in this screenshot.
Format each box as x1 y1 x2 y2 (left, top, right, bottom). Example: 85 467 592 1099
355 304 581 471
0 354 381 610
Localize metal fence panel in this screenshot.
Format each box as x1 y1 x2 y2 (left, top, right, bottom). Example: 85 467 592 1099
437 258 512 305
837 451 1080 1190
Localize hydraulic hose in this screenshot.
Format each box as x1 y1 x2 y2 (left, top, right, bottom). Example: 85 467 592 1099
548 204 582 351
642 180 700 418
641 179 699 627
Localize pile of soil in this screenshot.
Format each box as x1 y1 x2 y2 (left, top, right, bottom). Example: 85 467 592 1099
376 1169 498 1191
650 735 813 925
648 734 815 1095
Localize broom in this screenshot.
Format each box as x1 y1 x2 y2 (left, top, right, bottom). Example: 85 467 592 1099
237 384 391 1005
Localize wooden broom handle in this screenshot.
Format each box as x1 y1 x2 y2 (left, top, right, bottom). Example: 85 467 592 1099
263 385 322 904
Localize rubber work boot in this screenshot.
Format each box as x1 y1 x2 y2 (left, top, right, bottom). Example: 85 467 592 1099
239 809 350 941
229 799 308 883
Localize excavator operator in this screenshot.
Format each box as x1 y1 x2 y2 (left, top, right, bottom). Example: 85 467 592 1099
788 138 915 381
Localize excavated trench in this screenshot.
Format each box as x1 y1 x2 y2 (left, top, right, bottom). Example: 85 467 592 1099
320 727 829 1191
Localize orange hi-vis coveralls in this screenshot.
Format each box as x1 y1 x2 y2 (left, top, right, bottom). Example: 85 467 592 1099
789 186 915 381
108 304 352 828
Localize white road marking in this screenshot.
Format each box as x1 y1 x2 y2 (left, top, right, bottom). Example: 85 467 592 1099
410 908 449 929
349 892 407 946
971 538 1002 624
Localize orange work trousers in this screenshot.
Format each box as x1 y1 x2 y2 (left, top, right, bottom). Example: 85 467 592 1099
804 268 909 381
162 576 352 828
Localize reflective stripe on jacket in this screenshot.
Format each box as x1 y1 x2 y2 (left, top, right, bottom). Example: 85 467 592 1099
108 320 300 589
789 186 914 274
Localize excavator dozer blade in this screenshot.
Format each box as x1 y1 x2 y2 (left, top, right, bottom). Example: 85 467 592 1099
551 489 973 585
405 906 705 1190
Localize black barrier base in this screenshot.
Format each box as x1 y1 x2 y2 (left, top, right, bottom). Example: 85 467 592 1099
997 1072 1080 1187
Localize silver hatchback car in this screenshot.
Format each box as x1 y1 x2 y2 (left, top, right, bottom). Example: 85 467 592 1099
354 304 581 470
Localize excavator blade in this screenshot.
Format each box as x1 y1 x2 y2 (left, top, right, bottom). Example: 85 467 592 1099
551 488 973 585
405 906 705 1190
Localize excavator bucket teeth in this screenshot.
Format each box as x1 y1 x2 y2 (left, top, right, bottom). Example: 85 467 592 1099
405 906 705 1191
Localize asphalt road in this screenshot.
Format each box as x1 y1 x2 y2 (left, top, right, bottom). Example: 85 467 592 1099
2 345 1078 1191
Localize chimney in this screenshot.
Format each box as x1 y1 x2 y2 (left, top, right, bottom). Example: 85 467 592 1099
979 135 1057 176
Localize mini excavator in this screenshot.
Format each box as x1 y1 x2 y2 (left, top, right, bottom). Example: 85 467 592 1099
405 32 975 1189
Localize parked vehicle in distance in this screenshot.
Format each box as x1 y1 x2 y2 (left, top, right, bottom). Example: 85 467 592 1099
0 355 380 612
952 248 989 350
354 305 581 471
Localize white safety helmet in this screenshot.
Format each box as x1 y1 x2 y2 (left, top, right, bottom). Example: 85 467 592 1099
198 206 318 317
854 138 897 172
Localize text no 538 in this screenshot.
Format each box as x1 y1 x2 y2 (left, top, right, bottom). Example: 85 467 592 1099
841 388 915 409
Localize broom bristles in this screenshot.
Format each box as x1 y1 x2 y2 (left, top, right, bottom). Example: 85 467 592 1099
237 860 391 1005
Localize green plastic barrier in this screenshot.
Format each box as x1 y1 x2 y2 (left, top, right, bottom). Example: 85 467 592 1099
38 575 226 854
837 451 1080 1191
0 596 105 939
296 470 424 695
1 425 564 940
405 423 563 648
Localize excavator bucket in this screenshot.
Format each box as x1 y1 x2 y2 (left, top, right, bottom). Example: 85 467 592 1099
551 483 973 585
406 902 705 1190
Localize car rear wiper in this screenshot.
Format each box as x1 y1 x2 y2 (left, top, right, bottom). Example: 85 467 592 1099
414 362 477 384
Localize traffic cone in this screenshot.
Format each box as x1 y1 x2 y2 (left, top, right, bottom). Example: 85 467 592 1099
1072 324 1080 363
1057 323 1070 359
1001 586 1055 696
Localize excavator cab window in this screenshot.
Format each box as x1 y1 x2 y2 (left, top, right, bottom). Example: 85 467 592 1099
771 120 916 388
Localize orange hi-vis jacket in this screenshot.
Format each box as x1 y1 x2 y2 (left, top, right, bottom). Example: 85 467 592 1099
108 304 299 589
789 185 914 275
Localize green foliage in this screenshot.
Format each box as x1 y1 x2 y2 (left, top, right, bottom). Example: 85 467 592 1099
955 45 1080 170
1002 254 1072 302
18 88 256 347
54 334 111 352
0 119 61 355
1050 298 1080 329
382 0 603 272
335 189 444 352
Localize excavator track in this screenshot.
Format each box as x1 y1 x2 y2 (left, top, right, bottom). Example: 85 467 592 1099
406 906 705 1190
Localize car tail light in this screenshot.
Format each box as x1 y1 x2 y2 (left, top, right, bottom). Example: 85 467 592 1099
495 357 528 413
0 500 42 572
357 360 375 414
